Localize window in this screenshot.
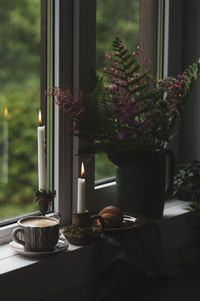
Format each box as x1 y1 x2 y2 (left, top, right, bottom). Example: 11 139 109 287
52 0 166 219
0 0 160 228
1 0 198 235
0 0 40 223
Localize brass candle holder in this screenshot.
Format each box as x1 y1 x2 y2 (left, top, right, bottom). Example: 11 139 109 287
72 210 104 228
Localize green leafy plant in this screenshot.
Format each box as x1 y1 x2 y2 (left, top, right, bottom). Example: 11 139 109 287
46 34 200 154
63 225 101 245
63 225 92 236
173 161 200 256
34 189 56 203
173 161 200 210
34 189 56 215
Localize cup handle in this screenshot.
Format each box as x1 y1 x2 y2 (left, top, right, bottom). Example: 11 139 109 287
91 215 104 229
11 228 25 246
165 149 175 197
49 212 61 222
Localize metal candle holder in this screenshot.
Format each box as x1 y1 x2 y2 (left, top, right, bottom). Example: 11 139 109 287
72 210 91 227
72 210 104 228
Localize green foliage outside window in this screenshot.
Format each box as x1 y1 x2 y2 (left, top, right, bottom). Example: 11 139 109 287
0 0 140 219
0 0 40 220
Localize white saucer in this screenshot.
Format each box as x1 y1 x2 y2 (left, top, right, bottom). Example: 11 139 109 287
9 237 69 258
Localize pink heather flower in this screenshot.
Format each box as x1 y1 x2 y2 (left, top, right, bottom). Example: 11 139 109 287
119 130 130 140
136 45 143 53
46 87 85 120
105 52 113 61
111 83 117 89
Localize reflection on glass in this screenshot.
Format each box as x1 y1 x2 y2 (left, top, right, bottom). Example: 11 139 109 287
95 153 116 181
0 1 40 221
95 0 140 181
0 107 9 184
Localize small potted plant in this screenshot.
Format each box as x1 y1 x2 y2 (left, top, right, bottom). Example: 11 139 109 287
173 160 200 210
34 189 56 216
63 225 102 246
173 161 200 256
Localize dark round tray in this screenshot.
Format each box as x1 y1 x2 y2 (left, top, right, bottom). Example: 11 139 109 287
102 212 148 232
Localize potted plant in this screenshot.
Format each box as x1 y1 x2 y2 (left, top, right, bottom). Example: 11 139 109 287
173 160 200 209
34 189 56 216
63 225 102 246
46 34 200 219
172 161 200 255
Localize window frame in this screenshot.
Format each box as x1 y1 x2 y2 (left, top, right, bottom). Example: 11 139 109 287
53 0 74 225
53 0 96 225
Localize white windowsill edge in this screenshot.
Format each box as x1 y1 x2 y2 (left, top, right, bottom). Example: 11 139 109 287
0 199 195 300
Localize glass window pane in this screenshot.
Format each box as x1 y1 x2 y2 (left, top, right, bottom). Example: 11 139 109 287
0 0 40 221
95 0 140 181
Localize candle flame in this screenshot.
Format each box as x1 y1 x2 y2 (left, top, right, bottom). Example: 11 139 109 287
38 110 42 125
4 106 8 117
81 162 85 177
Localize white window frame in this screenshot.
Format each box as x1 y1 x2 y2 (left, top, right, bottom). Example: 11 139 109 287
53 0 96 225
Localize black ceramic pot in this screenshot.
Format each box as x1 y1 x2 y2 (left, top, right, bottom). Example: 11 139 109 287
108 150 174 219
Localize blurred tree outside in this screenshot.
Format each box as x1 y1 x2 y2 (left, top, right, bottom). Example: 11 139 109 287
0 0 40 220
95 0 140 181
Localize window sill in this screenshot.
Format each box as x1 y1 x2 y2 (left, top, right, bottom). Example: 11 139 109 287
0 199 194 300
0 238 96 300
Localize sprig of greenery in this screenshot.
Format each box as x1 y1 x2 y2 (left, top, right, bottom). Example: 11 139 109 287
63 225 100 236
33 189 56 203
173 160 200 258
173 160 200 210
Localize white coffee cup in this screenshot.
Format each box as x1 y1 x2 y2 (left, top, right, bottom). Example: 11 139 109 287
11 215 60 252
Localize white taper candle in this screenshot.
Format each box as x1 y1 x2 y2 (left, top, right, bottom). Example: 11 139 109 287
37 110 46 191
77 162 86 213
